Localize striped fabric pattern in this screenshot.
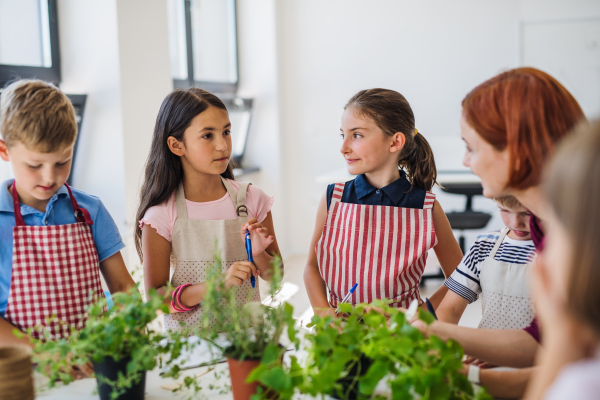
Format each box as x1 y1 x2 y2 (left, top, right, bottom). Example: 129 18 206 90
316 183 437 309
461 233 536 278
444 231 537 304
445 276 478 303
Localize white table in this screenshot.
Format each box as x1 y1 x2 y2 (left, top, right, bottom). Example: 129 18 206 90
36 363 232 400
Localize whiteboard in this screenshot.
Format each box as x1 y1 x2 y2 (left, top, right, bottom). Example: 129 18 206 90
522 17 600 119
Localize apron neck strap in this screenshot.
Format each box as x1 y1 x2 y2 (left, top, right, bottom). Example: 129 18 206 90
12 182 92 226
175 183 188 220
174 178 252 220
489 227 510 258
330 182 346 208
11 183 25 226
64 184 93 225
221 177 251 217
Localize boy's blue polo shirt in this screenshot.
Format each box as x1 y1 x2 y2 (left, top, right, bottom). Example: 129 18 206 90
0 179 125 317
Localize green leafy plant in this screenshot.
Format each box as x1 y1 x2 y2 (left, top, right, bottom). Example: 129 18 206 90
30 286 203 400
248 301 493 400
194 251 299 361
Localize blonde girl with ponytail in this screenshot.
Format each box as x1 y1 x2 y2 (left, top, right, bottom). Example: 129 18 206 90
304 88 463 317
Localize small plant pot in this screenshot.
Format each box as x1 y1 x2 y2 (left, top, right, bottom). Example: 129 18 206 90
227 357 262 400
93 355 146 400
333 354 373 400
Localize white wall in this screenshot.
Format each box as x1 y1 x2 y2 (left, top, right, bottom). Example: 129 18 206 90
58 0 128 235
115 0 173 268
58 0 172 270
519 0 600 20
275 0 522 254
235 0 287 252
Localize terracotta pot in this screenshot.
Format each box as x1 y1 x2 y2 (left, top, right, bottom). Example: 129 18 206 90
0 345 34 400
227 357 262 400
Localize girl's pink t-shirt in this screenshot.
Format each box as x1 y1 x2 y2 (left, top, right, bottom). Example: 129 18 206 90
140 180 274 242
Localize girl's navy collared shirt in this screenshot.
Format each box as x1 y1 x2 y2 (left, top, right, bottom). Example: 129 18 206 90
326 171 427 211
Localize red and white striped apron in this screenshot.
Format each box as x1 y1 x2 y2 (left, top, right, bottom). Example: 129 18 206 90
3 182 104 340
315 182 437 309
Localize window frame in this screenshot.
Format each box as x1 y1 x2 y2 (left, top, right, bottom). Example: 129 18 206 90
0 0 61 87
173 0 239 93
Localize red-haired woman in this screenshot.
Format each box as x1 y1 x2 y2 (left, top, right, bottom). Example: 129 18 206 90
413 68 586 399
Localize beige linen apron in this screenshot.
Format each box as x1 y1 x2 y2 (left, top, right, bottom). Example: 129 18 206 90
163 178 261 335
478 227 536 329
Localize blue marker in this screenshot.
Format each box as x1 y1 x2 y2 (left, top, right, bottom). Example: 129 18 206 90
335 283 358 314
245 229 256 288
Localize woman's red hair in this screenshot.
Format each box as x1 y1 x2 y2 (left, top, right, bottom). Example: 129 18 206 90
462 67 585 189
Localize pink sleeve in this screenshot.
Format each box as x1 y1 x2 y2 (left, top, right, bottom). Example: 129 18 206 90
139 194 177 242
247 185 274 223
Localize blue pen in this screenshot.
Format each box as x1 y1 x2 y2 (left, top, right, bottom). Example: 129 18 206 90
245 229 256 288
335 283 358 314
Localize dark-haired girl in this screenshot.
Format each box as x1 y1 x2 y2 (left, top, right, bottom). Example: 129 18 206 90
304 88 463 317
135 88 281 334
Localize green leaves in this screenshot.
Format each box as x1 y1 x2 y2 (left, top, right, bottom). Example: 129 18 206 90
338 302 353 314
258 367 291 391
31 285 204 399
418 307 436 325
194 252 298 362
250 301 492 400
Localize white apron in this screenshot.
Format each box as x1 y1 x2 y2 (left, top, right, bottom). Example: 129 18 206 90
163 178 261 335
478 227 536 329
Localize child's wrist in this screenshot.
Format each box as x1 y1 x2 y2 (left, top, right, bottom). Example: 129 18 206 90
252 250 271 262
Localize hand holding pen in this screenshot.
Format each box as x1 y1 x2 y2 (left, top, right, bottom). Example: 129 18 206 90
245 230 256 288
241 218 275 288
240 218 275 254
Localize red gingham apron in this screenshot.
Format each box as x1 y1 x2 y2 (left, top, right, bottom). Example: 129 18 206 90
316 182 437 309
3 182 104 340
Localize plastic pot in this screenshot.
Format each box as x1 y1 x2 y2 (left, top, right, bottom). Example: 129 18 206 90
333 354 373 400
93 355 146 400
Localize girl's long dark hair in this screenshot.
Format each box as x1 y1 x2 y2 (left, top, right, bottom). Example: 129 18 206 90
134 88 235 261
345 88 438 191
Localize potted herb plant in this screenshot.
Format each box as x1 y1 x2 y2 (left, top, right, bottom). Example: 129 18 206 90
195 252 298 400
31 286 199 400
248 301 493 400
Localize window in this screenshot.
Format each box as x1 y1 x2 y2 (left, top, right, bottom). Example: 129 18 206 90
0 0 61 87
167 0 238 93
167 0 255 170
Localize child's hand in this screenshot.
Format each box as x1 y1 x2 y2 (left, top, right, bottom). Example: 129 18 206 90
240 218 274 256
463 355 496 369
223 261 259 289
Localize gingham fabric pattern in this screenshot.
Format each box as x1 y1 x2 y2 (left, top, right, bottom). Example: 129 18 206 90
316 182 437 309
4 185 103 340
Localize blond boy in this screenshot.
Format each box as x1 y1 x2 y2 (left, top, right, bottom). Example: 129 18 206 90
0 80 134 367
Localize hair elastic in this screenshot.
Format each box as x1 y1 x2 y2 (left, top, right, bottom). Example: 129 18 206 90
414 128 419 137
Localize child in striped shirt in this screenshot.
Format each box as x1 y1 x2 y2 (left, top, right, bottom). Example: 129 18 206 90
437 196 537 329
